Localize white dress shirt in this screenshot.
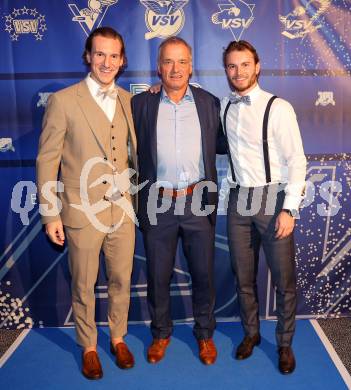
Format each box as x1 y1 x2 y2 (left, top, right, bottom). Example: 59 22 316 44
221 84 306 210
85 73 117 122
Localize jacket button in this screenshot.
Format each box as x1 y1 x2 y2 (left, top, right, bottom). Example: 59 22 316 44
111 125 114 128
113 158 117 162
113 147 116 150
103 180 107 184
112 136 115 140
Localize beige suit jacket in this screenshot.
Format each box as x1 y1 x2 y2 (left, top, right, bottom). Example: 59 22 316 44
36 80 137 228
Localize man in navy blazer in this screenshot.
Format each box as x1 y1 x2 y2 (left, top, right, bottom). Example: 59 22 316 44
132 37 221 365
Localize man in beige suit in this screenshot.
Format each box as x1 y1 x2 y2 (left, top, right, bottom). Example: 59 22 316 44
36 27 137 380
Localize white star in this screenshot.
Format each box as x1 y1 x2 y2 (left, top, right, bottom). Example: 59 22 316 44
5 25 13 33
10 33 19 41
30 8 38 17
39 24 47 32
12 8 20 17
38 15 45 22
35 33 43 41
5 14 13 23
21 6 29 15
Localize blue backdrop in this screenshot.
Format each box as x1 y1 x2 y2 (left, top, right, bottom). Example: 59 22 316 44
0 0 350 330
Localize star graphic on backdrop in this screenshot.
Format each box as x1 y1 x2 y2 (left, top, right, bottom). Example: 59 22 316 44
5 14 13 23
38 15 45 22
12 8 20 17
39 24 47 32
35 33 43 41
21 6 29 15
10 33 19 41
30 8 38 17
5 24 13 33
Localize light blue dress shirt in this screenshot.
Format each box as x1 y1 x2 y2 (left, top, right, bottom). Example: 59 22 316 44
156 87 205 189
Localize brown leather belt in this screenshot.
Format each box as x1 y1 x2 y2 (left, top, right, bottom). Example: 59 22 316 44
158 182 197 198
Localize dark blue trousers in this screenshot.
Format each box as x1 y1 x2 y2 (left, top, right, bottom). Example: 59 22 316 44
142 194 216 340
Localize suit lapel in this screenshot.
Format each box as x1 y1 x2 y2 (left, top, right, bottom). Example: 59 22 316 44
147 90 161 173
191 85 209 175
76 80 110 152
116 89 137 163
116 87 135 144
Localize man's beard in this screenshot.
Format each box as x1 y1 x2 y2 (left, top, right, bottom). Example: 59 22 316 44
231 73 257 92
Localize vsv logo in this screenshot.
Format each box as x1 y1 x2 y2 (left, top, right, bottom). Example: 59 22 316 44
152 15 179 26
211 0 255 40
4 6 47 41
283 20 314 31
68 0 118 36
140 0 189 40
279 0 331 40
13 19 38 33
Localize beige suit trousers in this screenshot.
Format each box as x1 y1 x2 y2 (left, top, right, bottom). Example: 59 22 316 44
65 216 135 348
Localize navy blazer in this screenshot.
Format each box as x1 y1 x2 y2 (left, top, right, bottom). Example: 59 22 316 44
132 85 222 229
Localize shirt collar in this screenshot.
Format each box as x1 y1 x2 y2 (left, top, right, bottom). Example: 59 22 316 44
85 73 118 97
161 85 194 104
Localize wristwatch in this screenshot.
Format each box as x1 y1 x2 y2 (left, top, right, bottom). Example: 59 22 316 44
282 208 299 218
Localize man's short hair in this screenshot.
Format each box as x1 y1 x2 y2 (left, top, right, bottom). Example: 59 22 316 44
222 40 259 67
82 26 127 70
157 36 193 63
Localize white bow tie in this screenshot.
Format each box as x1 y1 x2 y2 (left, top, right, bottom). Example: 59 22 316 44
96 86 118 100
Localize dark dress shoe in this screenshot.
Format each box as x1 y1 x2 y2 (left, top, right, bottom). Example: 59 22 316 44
147 338 171 363
110 342 135 369
235 334 261 360
278 346 296 374
82 351 103 380
198 339 217 365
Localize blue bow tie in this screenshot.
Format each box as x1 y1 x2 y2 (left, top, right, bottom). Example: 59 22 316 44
229 94 251 105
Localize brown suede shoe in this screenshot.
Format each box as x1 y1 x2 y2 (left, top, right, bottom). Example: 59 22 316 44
235 334 261 360
278 346 296 374
110 342 135 369
82 351 103 380
198 339 217 365
147 338 171 364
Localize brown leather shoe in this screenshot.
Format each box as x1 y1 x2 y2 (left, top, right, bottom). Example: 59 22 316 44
278 346 296 374
198 338 217 365
110 342 135 369
235 334 261 360
147 338 171 364
82 351 103 380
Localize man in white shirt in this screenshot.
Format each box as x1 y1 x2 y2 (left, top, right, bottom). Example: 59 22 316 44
36 27 137 379
221 40 306 374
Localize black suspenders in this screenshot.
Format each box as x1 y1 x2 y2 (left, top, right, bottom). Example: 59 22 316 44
223 95 278 184
262 96 278 183
223 101 236 182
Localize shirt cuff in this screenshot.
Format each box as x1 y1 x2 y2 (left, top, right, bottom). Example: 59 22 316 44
282 194 303 211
